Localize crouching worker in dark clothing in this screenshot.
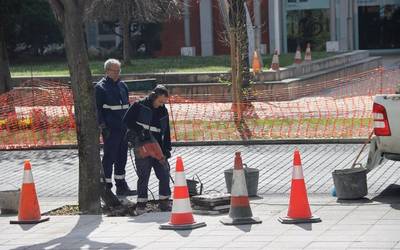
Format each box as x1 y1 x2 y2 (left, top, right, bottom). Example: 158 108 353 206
123 85 172 214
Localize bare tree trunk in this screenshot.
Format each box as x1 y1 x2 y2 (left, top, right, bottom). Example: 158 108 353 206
121 3 132 65
226 0 252 140
0 24 11 94
49 0 101 214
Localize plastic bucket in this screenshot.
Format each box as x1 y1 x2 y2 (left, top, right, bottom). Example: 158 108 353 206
224 166 259 197
332 167 368 199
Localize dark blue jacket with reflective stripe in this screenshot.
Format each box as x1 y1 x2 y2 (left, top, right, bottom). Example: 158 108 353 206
123 97 172 154
95 76 130 129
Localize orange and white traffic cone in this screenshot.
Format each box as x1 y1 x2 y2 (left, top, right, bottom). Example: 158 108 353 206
278 149 321 224
252 50 262 75
271 49 280 71
294 45 302 64
160 157 206 230
10 160 49 224
221 152 261 225
304 43 312 62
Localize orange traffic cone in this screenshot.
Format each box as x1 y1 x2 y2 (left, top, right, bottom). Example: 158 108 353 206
278 149 321 224
160 157 206 230
294 45 302 64
221 152 261 225
10 160 49 224
271 50 280 71
304 43 312 62
252 50 262 75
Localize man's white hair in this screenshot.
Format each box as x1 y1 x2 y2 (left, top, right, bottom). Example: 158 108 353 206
104 58 121 71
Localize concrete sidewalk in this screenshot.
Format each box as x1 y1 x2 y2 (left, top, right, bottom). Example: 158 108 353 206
1 194 400 250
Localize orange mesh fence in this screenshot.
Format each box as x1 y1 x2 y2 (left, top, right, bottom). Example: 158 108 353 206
1 67 399 149
0 80 75 149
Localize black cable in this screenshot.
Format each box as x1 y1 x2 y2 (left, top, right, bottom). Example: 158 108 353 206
128 147 156 201
164 161 175 184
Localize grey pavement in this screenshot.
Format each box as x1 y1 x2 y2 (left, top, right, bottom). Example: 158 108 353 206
1 144 400 199
1 195 400 250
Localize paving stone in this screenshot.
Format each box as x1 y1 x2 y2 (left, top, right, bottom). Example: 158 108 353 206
182 238 234 248
305 241 352 249
265 240 312 249
358 230 400 241
222 241 269 249
140 241 186 250
350 240 397 249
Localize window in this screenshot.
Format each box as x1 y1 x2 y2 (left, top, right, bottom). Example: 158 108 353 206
358 3 400 49
286 9 330 51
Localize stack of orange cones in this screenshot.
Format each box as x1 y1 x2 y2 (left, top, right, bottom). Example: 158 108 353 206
160 157 206 230
271 50 280 71
10 160 49 224
221 152 261 225
294 45 302 64
252 50 262 75
304 43 312 62
278 149 321 224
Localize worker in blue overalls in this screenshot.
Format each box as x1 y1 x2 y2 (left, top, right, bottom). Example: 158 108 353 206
95 58 136 196
123 85 172 214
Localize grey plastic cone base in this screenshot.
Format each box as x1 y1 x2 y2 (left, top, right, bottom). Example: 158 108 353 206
10 217 49 224
278 215 321 224
220 216 262 225
159 221 206 230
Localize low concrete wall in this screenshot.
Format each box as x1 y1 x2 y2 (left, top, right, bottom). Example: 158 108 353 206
166 55 382 102
12 51 372 86
10 51 382 102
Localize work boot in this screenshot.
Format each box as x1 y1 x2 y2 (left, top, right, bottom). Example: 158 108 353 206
136 202 147 215
116 182 137 196
158 199 172 212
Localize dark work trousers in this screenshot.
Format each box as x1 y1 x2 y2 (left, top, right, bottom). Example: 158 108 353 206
102 128 128 188
135 156 171 203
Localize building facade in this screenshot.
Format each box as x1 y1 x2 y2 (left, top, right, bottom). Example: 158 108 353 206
86 0 400 56
274 0 400 53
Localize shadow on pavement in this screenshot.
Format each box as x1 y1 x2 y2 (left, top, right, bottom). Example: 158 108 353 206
372 184 400 210
336 197 373 205
295 223 312 231
128 211 170 224
234 223 253 232
175 229 193 238
11 215 136 250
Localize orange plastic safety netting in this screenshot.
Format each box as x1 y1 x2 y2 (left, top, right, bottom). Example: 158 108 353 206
0 80 75 149
0 67 399 149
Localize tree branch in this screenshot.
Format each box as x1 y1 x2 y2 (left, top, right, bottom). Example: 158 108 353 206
49 0 65 24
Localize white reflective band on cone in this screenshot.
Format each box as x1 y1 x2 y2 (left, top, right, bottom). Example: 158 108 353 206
102 104 129 110
174 172 187 186
23 170 34 184
231 169 248 196
114 174 125 180
159 195 170 200
292 166 304 180
105 178 112 183
136 122 161 133
172 198 192 213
